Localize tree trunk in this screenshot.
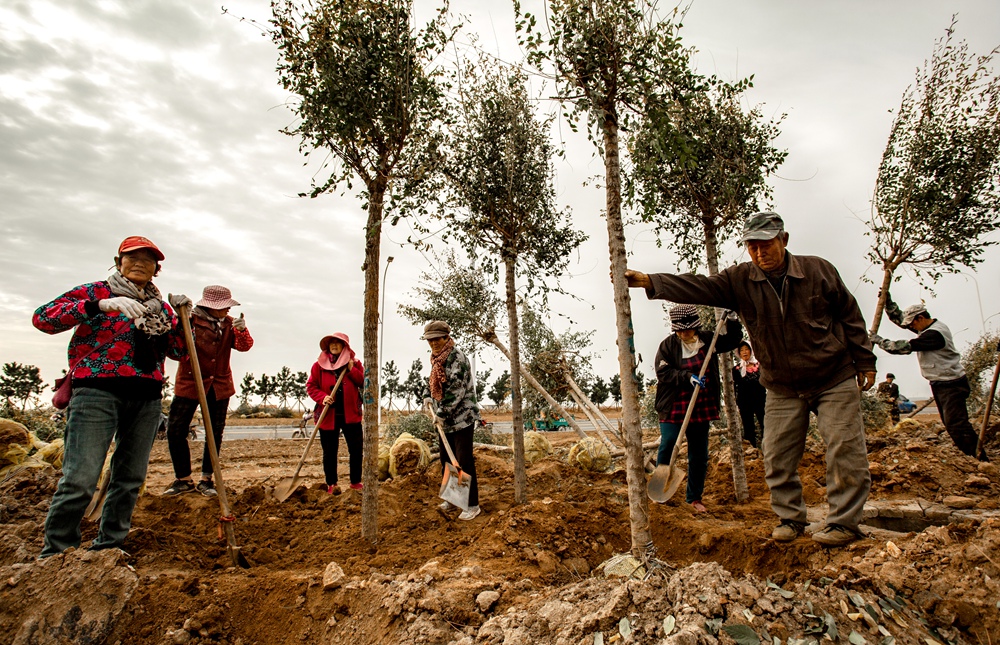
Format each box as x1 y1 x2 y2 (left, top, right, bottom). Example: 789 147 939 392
702 218 748 502
602 114 653 556
360 179 387 544
483 333 588 441
566 388 624 456
869 264 895 335
504 255 528 504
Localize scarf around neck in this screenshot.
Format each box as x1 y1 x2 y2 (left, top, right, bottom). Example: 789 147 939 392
429 337 455 401
107 271 171 336
679 336 704 359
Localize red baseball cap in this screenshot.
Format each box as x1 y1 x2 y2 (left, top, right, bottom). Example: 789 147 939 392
118 236 164 261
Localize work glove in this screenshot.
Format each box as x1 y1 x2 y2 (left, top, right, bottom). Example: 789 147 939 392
725 310 739 321
869 332 885 346
99 297 146 320
689 374 707 389
233 313 246 331
168 293 192 310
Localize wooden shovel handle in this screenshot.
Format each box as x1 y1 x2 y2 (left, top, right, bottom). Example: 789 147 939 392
425 404 461 468
976 345 1000 457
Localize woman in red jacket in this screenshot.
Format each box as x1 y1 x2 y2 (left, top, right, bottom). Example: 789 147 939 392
306 333 364 494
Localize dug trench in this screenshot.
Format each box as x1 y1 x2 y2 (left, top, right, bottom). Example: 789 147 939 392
1 418 998 644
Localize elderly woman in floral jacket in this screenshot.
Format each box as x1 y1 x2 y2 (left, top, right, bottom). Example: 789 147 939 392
32 236 188 557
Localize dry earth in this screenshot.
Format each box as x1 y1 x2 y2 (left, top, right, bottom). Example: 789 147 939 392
1 415 999 645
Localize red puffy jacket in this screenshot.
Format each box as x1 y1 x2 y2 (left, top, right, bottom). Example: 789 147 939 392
306 360 364 428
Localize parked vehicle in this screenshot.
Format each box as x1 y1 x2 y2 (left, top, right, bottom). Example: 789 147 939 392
897 395 917 414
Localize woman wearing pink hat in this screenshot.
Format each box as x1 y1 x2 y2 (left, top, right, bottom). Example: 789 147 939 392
163 285 253 497
306 333 365 493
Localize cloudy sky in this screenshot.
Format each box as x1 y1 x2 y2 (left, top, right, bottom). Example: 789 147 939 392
2 0 999 405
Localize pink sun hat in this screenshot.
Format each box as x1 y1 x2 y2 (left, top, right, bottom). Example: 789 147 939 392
195 285 240 309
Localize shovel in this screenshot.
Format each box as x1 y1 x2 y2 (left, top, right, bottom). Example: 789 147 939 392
83 453 112 521
177 303 250 569
976 339 1000 459
272 369 347 503
648 312 731 504
426 404 472 511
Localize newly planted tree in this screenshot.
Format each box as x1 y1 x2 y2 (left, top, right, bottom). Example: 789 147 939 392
272 0 452 541
439 64 586 503
516 0 689 555
629 79 787 501
866 19 1000 332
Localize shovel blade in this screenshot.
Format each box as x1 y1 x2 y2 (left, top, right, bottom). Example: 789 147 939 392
271 475 303 503
84 472 111 521
647 463 685 503
439 463 471 511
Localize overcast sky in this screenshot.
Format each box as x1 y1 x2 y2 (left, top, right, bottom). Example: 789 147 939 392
2 0 999 406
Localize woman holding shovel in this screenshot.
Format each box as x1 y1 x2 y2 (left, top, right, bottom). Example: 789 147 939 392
306 333 364 494
653 305 742 512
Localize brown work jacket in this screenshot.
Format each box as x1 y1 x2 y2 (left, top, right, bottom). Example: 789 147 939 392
174 313 253 400
646 251 876 398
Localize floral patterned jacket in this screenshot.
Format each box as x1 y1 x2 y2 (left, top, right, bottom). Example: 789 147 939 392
33 281 187 385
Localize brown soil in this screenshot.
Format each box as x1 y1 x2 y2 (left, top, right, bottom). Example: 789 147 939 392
1 416 999 644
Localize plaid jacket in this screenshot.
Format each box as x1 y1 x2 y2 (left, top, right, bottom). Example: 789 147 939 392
425 345 481 432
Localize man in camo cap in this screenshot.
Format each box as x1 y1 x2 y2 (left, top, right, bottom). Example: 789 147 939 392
626 211 877 547
870 295 984 461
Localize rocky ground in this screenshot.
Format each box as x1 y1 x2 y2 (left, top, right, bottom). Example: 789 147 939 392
1 414 998 645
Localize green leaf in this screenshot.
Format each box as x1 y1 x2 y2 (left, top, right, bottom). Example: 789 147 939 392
723 624 761 645
849 631 868 645
662 615 675 635
824 612 838 641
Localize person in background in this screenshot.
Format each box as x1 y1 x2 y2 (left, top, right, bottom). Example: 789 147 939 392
732 340 766 448
306 333 365 494
871 295 985 460
162 285 253 497
32 236 188 557
626 211 877 547
876 373 900 425
653 305 743 512
421 320 482 521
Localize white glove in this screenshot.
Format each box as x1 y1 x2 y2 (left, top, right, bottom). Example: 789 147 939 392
233 313 246 331
168 293 192 310
99 297 146 319
423 397 435 411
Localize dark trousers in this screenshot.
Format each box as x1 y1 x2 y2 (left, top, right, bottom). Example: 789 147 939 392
931 376 981 459
737 396 766 447
657 421 710 504
167 392 229 479
440 424 479 507
319 423 363 486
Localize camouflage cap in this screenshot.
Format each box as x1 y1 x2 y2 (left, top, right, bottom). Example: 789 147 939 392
900 303 928 327
741 211 785 243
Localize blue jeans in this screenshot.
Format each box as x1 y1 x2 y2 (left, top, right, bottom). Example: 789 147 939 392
41 387 161 557
657 421 710 503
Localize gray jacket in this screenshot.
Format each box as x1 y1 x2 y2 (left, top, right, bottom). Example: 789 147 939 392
645 251 876 398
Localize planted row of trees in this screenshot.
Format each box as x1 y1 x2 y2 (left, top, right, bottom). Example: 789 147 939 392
237 368 308 411
268 0 1000 552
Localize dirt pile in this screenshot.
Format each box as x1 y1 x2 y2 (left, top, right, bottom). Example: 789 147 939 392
0 413 996 644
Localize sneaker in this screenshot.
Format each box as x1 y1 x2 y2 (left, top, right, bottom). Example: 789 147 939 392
811 524 860 547
196 480 217 497
327 485 341 495
690 500 708 513
349 482 363 490
458 505 481 521
438 500 457 511
163 480 195 496
771 520 806 542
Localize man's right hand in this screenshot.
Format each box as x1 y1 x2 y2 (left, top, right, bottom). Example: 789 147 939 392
624 270 652 289
99 297 146 319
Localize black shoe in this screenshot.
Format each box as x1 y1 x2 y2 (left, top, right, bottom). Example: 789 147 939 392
196 480 217 497
163 480 195 496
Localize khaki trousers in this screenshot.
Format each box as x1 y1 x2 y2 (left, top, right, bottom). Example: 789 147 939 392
763 377 871 531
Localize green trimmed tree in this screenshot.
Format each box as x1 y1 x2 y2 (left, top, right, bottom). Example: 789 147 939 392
867 19 1000 332
0 362 45 411
438 63 586 503
271 0 453 541
628 78 786 502
515 0 689 556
